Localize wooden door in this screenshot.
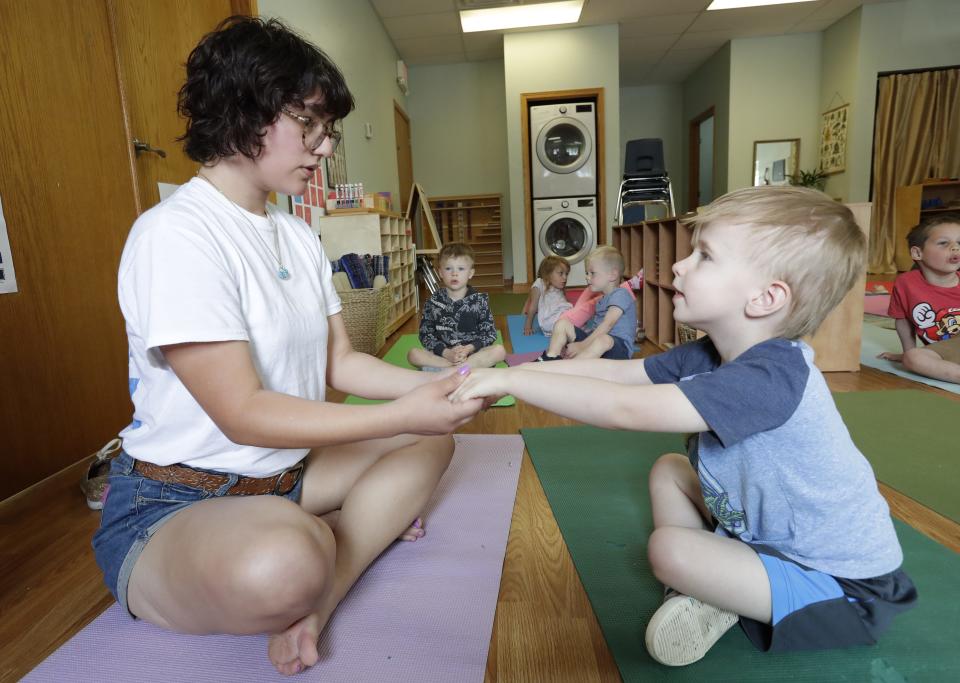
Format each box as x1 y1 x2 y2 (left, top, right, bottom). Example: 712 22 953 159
394 102 414 213
108 0 255 212
0 0 140 500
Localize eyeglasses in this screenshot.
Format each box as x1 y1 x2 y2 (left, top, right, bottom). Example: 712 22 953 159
280 108 341 153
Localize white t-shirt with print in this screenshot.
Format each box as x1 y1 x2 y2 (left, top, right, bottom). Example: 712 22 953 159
532 278 573 333
118 177 342 476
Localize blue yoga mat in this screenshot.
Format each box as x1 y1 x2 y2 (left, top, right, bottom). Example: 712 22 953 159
506 315 550 354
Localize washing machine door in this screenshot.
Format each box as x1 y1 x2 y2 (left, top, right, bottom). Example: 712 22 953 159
536 116 593 175
539 212 593 264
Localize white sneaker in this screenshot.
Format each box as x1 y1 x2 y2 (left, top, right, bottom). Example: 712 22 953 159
644 593 739 666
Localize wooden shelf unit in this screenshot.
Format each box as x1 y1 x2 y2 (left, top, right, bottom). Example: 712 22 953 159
428 194 504 289
613 216 693 349
314 210 418 337
894 180 960 271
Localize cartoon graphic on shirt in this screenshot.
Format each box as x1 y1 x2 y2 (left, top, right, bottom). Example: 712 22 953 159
911 303 960 343
699 463 746 536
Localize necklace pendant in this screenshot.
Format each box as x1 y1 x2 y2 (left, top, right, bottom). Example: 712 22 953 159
278 266 291 280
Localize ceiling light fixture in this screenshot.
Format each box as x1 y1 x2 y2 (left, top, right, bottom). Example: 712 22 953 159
707 0 817 9
460 0 584 33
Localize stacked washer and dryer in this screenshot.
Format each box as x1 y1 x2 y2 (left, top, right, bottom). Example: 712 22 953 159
530 100 598 286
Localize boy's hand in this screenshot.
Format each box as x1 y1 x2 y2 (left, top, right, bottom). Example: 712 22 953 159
442 348 459 363
396 369 483 433
449 367 508 403
878 351 903 362
523 324 533 335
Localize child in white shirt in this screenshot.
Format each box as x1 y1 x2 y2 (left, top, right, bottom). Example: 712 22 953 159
524 255 574 335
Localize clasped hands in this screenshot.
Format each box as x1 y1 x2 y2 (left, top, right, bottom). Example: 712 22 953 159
442 344 475 364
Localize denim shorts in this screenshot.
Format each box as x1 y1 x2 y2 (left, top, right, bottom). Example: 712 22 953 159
91 451 303 617
573 326 634 359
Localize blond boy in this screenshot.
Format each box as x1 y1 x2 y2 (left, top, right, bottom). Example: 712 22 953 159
453 187 915 666
408 242 505 370
539 246 637 361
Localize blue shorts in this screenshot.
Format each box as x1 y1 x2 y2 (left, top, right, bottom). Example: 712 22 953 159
91 451 303 617
739 550 916 652
573 326 633 359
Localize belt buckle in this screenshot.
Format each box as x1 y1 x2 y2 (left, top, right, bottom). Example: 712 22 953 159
274 461 305 495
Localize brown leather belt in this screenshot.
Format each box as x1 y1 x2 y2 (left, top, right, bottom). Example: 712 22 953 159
132 459 304 496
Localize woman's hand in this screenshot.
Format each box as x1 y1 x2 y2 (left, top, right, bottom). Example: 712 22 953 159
394 369 484 433
449 367 509 403
877 351 903 362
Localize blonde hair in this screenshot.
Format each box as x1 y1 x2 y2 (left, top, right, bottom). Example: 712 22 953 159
438 241 475 265
537 255 569 283
586 245 624 278
683 186 865 339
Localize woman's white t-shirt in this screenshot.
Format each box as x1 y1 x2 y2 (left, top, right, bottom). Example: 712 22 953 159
117 177 341 476
531 278 573 333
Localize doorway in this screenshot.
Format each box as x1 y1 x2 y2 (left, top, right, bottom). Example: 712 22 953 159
688 107 715 210
394 102 413 212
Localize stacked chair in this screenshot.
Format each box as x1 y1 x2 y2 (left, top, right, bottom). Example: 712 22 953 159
614 138 676 225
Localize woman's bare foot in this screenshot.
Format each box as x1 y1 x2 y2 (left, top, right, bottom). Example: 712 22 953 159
267 611 324 676
319 510 425 542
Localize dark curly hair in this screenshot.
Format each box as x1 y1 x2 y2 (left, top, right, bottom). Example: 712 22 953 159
177 16 355 163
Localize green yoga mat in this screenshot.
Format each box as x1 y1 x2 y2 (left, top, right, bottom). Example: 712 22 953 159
523 425 960 682
345 332 515 407
488 292 528 316
835 390 960 523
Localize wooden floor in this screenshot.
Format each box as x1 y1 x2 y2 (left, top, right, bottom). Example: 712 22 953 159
2 309 960 682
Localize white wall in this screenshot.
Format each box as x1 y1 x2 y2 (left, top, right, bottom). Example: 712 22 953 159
504 24 620 283
407 60 512 273
848 0 960 202
727 33 822 192
682 43 730 212
259 0 407 207
620 84 684 206
819 7 861 202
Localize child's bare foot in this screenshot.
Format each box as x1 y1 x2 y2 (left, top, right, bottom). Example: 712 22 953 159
267 611 324 676
319 510 425 542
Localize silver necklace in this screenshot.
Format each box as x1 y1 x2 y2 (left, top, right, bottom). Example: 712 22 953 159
197 173 291 280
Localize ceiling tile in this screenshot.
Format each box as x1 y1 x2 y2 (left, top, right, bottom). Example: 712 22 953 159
658 46 722 66
371 0 457 19
394 34 466 58
620 64 653 87
581 0 710 23
620 46 670 66
672 29 733 50
641 61 700 84
462 31 503 52
383 12 461 39
619 13 699 38
619 34 679 52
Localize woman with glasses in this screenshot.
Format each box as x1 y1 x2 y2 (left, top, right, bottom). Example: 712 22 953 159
92 16 484 676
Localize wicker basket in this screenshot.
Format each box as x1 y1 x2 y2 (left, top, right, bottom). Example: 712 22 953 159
339 286 391 354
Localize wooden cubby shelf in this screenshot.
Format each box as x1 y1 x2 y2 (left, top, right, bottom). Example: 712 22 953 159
314 210 418 338
613 215 694 349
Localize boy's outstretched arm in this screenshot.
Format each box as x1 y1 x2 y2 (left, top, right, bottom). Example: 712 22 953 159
521 355 653 385
450 367 707 434
878 318 915 362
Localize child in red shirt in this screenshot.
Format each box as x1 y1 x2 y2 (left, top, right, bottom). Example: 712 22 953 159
880 213 960 383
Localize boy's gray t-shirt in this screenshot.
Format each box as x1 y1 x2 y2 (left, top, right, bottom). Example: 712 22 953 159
644 337 903 579
589 287 637 346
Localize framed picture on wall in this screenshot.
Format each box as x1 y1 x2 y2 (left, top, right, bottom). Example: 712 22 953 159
818 104 848 175
325 120 347 189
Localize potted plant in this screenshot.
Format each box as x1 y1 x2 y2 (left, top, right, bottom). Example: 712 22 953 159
788 168 829 191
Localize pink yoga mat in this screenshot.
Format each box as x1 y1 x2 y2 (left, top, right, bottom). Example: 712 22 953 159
26 435 524 683
506 350 542 366
864 293 891 316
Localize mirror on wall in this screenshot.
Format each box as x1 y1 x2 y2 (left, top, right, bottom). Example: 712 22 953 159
752 139 799 187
